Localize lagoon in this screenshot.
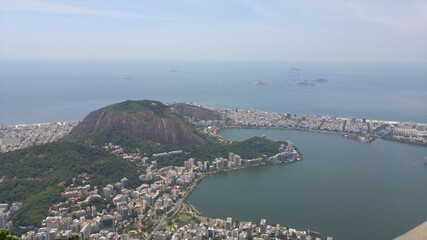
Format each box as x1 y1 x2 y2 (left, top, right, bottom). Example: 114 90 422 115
187 128 427 240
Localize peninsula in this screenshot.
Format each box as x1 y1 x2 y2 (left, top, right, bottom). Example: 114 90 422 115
2 104 426 153
1 100 324 240
1 100 426 240
205 107 426 146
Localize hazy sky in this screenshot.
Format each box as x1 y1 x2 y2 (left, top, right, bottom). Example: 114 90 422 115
1 0 426 63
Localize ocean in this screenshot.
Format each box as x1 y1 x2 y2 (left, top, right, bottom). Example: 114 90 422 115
1 61 426 124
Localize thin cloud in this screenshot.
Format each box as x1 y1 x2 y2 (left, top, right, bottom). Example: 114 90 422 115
344 2 402 29
246 2 281 20
349 2 426 32
0 0 178 21
302 1 427 32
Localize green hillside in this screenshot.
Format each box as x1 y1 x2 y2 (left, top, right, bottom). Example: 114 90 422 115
0 100 288 236
69 100 206 146
69 128 285 168
154 136 286 167
0 141 141 234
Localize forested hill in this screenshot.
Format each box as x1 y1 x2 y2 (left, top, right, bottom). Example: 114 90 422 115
69 100 206 146
0 99 288 235
0 141 140 233
0 135 285 234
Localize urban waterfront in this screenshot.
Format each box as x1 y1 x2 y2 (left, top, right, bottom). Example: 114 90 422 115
188 128 427 240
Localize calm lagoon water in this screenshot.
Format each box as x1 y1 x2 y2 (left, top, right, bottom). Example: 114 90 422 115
187 128 427 240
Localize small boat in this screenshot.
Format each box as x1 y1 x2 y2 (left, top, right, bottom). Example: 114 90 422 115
425 156 427 165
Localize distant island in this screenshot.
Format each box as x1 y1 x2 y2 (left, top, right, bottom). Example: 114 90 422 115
288 67 305 76
254 80 271 85
287 67 329 87
288 78 329 87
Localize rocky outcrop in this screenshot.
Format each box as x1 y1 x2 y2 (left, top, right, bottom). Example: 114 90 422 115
70 100 206 146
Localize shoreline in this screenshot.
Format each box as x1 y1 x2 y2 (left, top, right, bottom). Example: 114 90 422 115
144 142 305 238
209 106 427 147
1 103 426 153
3 116 425 129
183 155 302 201
215 125 426 147
160 153 311 237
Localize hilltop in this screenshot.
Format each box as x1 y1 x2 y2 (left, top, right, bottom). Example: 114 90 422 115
0 100 291 235
69 100 206 146
171 103 223 121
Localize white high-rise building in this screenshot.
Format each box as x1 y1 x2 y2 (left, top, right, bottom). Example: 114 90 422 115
229 152 235 162
80 223 91 240
226 217 233 230
260 219 267 233
0 213 7 229
188 158 194 168
121 177 129 189
235 155 242 166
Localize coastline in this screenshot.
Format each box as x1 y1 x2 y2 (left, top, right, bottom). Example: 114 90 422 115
208 106 427 147
2 104 426 153
218 125 374 145
183 154 303 203
225 125 427 147
205 108 427 147
142 143 305 238
157 149 312 237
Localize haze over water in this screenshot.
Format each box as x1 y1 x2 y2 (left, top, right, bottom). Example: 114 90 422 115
0 61 426 124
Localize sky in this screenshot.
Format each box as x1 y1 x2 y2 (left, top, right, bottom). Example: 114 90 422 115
0 0 426 63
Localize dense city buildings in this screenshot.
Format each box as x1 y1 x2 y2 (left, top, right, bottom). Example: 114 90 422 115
12 140 304 240
0 121 79 152
1 105 426 239
205 107 427 145
1 107 426 153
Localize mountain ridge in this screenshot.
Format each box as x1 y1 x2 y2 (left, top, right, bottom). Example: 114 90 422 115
70 100 206 146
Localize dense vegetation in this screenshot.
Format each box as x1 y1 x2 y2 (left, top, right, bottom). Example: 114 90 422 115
69 128 285 168
0 130 283 235
69 100 206 146
0 229 20 240
0 100 286 236
155 136 285 168
0 142 141 234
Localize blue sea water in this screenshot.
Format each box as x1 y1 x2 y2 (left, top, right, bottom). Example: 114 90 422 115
0 61 426 124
